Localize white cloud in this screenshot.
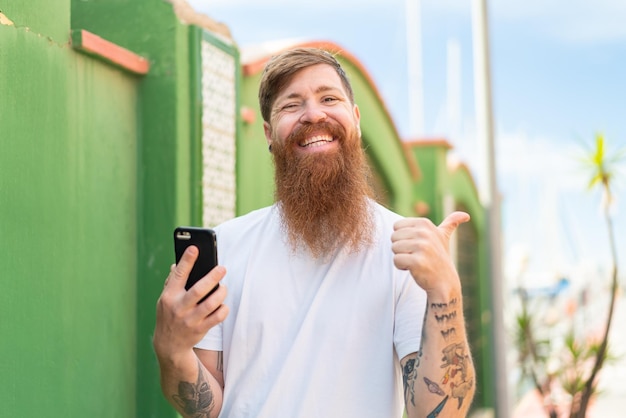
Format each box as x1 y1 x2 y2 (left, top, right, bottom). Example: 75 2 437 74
496 130 589 190
448 128 591 199
490 0 626 43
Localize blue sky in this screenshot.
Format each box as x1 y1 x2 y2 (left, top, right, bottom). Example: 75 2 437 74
188 0 626 287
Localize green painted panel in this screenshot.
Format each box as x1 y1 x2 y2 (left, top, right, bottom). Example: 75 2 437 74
135 26 196 418
71 2 200 415
0 24 137 417
237 74 276 215
338 58 415 216
448 168 493 409
0 0 70 45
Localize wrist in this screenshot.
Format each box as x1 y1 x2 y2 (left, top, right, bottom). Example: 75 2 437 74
156 347 198 371
153 336 196 368
425 277 462 305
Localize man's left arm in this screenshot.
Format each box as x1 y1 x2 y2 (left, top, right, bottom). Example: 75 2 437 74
392 212 476 417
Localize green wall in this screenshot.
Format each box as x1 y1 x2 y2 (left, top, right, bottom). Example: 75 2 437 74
71 1 211 414
1 0 200 416
0 2 138 416
339 58 415 216
237 72 276 215
1 3 494 414
448 166 493 411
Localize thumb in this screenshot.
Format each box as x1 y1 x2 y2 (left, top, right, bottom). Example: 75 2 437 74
438 211 470 239
169 245 198 289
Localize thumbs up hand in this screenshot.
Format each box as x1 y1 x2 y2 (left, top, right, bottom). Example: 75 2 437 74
391 211 470 296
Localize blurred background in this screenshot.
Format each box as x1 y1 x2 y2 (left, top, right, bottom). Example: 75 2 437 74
187 0 626 291
1 0 624 416
187 0 626 415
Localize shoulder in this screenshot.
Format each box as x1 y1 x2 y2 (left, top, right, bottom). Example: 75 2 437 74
368 200 404 240
213 205 277 248
215 205 273 230
370 200 404 223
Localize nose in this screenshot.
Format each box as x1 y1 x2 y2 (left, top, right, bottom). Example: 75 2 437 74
300 103 327 124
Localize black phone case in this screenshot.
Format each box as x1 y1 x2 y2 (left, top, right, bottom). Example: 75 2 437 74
174 226 219 302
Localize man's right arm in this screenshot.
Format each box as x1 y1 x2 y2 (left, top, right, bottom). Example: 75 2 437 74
155 349 224 418
152 246 229 418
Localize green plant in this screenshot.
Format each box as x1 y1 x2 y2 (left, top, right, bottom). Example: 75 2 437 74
513 133 623 418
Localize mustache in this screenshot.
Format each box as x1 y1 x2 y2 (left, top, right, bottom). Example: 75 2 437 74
285 122 346 147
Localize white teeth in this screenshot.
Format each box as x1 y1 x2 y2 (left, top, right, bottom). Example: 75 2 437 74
300 135 333 147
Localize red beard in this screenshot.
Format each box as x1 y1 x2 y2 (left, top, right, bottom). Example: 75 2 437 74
271 122 375 258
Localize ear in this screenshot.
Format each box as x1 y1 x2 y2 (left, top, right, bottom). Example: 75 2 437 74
263 121 273 147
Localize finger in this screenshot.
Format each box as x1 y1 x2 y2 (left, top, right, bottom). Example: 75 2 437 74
391 238 422 256
393 216 433 231
393 253 412 271
438 211 470 238
201 303 230 331
168 245 199 290
196 281 228 318
185 265 227 305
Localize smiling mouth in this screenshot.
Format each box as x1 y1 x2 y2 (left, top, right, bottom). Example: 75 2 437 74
299 134 335 148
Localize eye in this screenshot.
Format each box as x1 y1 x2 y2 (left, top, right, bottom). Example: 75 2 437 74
322 96 338 103
281 102 299 111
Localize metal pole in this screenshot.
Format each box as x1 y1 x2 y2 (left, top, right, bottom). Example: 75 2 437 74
446 39 462 141
406 0 424 137
471 0 510 416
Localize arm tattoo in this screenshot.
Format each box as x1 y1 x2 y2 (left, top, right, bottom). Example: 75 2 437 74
403 303 428 406
440 327 457 341
417 298 474 415
427 395 450 418
173 359 215 417
216 351 223 373
440 343 474 409
420 304 429 348
402 352 420 407
431 298 459 343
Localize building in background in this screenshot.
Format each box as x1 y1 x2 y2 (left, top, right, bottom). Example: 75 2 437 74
0 1 494 416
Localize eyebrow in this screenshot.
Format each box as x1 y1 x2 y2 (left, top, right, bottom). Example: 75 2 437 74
279 85 344 101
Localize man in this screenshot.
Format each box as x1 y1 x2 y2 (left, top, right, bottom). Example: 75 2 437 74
153 47 475 417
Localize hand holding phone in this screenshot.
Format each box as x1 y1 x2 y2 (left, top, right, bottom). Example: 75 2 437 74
174 226 219 303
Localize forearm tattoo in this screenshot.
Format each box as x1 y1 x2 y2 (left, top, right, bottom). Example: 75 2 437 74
172 359 215 418
402 352 420 407
404 297 474 417
423 297 474 414
440 342 473 409
432 298 458 342
403 303 429 406
217 351 223 373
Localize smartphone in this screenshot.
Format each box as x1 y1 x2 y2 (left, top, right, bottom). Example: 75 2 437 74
173 226 219 303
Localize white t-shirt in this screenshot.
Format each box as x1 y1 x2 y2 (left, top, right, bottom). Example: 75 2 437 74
196 201 427 418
